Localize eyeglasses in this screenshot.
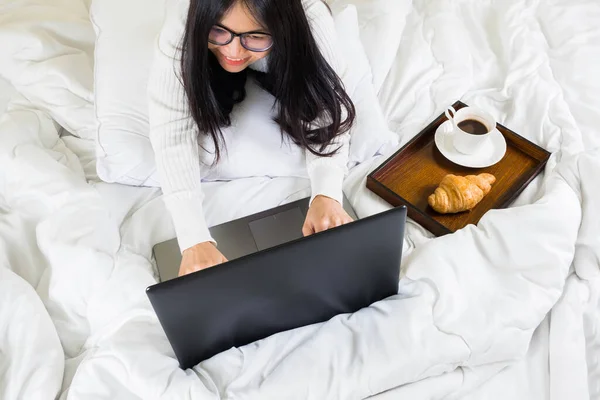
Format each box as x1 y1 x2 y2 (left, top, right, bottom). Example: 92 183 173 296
208 24 273 52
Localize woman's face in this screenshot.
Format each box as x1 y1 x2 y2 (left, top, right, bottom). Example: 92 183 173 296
208 2 271 73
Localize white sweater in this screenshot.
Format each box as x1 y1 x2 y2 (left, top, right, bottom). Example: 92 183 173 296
148 0 350 253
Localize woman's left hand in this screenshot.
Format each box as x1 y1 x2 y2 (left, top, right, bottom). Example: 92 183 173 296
302 195 354 236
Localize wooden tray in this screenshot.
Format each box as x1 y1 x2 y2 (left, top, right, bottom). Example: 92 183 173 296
367 100 551 236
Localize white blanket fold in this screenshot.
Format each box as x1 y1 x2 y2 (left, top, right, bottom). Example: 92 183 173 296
61 152 588 400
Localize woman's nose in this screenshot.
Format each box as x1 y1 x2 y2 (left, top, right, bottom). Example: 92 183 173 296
224 37 245 57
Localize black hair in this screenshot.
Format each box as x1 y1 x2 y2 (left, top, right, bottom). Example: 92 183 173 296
180 0 355 162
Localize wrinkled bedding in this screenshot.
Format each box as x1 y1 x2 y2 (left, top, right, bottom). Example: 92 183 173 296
0 0 599 399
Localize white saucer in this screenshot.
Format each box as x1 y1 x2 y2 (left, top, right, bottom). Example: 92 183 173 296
434 121 507 168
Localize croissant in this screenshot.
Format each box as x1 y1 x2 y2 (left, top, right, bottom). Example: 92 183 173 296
428 173 496 214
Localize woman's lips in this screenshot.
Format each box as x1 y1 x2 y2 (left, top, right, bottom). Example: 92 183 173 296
221 54 249 66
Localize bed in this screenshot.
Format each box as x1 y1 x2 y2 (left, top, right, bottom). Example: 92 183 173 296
0 0 598 399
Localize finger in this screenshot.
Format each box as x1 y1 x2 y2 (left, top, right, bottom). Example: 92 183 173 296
339 211 353 224
315 219 330 233
327 219 339 228
191 264 205 273
302 222 313 236
179 266 195 277
205 260 221 269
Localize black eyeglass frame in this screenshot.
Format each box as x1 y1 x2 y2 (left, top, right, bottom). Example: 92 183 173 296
208 24 274 52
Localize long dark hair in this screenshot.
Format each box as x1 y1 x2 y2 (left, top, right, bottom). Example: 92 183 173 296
180 0 355 162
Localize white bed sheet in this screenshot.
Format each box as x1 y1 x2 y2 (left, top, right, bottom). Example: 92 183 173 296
0 0 599 399
0 77 15 116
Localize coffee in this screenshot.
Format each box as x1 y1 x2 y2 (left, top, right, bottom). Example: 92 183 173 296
457 119 488 135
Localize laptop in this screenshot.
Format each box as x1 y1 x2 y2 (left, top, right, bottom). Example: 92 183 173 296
147 198 407 369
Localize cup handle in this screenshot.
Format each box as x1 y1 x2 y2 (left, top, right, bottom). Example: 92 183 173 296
444 106 457 123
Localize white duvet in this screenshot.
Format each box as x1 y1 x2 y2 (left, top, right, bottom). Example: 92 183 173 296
0 0 599 399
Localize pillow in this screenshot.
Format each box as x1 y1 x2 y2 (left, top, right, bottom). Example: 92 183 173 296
91 0 165 186
91 0 396 186
327 0 413 94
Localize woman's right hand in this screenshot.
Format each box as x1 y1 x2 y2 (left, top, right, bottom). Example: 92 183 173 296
179 241 228 277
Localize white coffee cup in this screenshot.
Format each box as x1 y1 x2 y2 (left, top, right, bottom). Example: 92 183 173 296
445 106 497 155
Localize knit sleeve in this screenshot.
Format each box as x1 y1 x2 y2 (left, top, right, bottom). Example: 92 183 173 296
148 0 215 253
303 0 351 206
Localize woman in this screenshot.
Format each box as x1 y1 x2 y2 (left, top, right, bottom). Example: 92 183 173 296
149 0 356 276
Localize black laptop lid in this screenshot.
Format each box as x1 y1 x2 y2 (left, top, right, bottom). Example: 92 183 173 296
146 206 407 369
